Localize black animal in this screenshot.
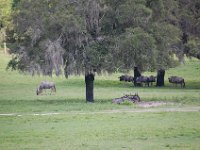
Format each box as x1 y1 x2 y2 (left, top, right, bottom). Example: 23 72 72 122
148 75 156 86
135 76 150 87
168 76 185 88
119 75 134 82
135 75 156 87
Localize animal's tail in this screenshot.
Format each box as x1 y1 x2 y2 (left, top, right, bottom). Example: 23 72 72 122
54 85 56 92
183 79 185 88
36 87 40 95
36 89 38 95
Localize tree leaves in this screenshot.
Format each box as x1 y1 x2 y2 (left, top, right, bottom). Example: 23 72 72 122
7 0 200 76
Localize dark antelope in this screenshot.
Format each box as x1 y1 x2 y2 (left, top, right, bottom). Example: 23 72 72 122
119 75 134 82
135 75 156 87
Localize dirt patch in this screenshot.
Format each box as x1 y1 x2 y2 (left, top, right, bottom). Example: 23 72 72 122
136 101 174 108
0 106 200 117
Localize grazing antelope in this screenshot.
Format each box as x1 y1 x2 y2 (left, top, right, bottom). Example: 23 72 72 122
168 76 185 88
36 81 56 95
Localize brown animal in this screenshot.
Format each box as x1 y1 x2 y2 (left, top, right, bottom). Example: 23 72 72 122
36 81 56 95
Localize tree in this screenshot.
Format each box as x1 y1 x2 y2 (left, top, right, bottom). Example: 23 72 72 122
8 0 115 102
118 27 156 72
145 0 183 86
177 0 200 59
8 0 198 100
0 0 12 53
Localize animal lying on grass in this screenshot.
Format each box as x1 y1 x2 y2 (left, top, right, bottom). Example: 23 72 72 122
36 81 56 95
112 93 141 104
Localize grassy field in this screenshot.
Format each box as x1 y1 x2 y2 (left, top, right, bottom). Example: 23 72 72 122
0 52 200 149
1 112 200 150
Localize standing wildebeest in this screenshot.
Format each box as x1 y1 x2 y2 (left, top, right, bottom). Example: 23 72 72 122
135 76 150 87
148 75 156 86
135 75 156 87
168 76 185 88
36 81 56 95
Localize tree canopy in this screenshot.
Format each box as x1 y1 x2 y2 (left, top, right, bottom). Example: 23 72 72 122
6 0 200 75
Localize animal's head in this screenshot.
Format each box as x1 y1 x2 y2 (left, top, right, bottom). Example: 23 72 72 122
134 93 141 102
151 75 156 79
36 89 39 95
36 87 42 95
119 76 123 81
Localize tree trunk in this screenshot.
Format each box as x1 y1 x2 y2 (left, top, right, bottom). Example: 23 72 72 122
85 73 94 102
4 42 7 54
156 69 165 87
64 66 68 79
133 66 141 86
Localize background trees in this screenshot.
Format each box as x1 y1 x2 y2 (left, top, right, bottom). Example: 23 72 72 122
0 0 12 53
5 0 200 101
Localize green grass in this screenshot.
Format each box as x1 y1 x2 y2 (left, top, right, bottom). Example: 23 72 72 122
0 52 200 149
1 112 200 150
0 52 199 113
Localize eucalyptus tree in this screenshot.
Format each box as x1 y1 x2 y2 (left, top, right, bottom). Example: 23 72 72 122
146 0 200 60
9 0 162 101
9 0 112 102
101 0 156 73
178 0 200 59
102 0 182 86
145 0 183 86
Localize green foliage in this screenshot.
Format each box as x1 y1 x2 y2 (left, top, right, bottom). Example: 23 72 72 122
6 56 18 70
186 37 200 59
117 0 152 28
118 27 156 71
0 0 12 28
146 0 164 21
4 0 200 76
149 23 182 69
0 0 12 45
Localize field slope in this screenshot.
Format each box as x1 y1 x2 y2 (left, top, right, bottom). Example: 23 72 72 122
0 52 200 150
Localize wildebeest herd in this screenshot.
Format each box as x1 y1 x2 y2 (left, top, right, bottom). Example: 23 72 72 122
36 75 185 96
119 75 185 88
119 75 157 87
